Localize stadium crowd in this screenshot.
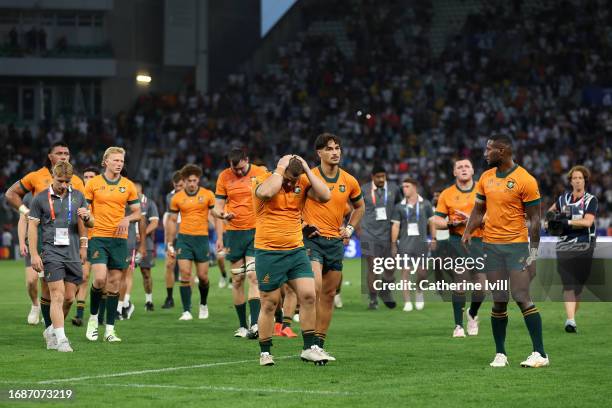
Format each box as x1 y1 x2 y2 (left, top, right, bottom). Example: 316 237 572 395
1 0 610 233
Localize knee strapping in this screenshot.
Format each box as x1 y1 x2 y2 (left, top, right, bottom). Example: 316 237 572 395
231 265 246 275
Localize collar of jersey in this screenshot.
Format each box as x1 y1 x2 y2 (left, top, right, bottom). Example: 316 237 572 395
185 187 200 197
102 174 122 185
495 164 518 179
318 166 340 183
401 195 423 205
455 181 475 193
49 185 71 198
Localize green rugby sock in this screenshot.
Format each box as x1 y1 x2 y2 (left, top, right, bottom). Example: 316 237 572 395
302 330 315 350
282 316 292 329
491 310 508 355
105 292 119 325
469 291 485 318
314 332 326 348
235 303 247 328
98 295 106 325
522 305 546 357
198 281 209 306
469 301 482 318
259 337 272 353
274 307 283 324
179 281 191 312
248 298 261 327
452 293 466 327
90 286 103 315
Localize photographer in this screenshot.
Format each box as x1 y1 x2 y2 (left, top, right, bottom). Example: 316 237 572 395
546 165 597 333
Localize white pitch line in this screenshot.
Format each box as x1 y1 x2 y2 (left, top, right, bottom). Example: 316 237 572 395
85 383 355 396
36 356 295 385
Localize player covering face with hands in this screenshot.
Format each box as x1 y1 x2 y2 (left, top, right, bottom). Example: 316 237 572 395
252 154 332 366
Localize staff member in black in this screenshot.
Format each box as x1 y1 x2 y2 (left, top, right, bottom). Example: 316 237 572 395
547 165 598 333
28 162 94 352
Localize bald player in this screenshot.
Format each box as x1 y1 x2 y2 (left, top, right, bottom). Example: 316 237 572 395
463 134 547 368
302 133 364 360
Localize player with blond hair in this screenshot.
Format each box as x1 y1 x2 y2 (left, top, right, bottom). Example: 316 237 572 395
85 147 143 343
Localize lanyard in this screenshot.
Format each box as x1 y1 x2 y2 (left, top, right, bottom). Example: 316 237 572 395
48 187 71 224
405 201 420 221
371 185 387 206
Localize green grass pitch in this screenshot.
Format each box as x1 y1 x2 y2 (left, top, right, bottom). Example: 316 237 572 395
1 258 611 408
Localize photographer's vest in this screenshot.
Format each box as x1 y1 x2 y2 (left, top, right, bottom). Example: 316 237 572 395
557 192 597 243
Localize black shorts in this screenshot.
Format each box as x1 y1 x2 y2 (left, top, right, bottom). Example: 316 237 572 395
557 246 594 295
43 261 83 285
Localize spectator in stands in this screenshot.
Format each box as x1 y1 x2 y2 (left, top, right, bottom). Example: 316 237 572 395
37 28 47 52
25 27 36 51
56 36 67 52
9 27 18 48
0 0 610 237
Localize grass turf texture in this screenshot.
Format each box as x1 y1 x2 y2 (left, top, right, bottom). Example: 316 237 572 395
1 259 611 408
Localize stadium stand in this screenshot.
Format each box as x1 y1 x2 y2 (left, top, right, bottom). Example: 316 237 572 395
1 0 610 236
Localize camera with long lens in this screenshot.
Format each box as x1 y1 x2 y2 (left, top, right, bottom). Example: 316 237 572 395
545 207 571 236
